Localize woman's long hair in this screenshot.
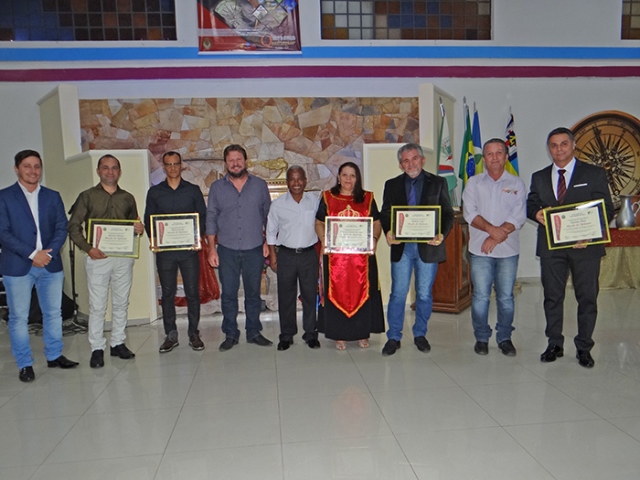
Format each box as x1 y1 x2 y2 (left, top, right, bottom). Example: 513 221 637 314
329 161 365 203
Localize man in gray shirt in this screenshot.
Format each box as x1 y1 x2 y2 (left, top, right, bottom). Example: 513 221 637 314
207 144 272 351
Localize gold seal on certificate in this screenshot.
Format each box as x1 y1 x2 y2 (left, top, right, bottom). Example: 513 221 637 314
150 213 202 252
543 199 611 250
391 205 441 242
87 219 140 258
324 217 374 254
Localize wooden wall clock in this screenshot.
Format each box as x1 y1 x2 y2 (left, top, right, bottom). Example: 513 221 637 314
572 110 640 210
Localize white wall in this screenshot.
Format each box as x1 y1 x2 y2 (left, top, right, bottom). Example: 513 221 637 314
2 75 637 278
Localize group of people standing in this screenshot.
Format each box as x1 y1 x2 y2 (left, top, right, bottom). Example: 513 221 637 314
0 129 613 383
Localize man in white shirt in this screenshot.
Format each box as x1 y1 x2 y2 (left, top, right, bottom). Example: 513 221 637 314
463 138 526 357
0 150 78 382
266 166 320 350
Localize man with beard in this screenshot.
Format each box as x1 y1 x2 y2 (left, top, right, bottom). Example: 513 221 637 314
379 143 454 356
207 144 273 351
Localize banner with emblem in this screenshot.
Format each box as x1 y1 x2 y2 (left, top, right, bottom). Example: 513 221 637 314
197 0 301 53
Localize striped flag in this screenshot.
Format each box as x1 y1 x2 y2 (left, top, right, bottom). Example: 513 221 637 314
458 101 476 190
437 101 457 192
472 105 484 174
504 108 519 176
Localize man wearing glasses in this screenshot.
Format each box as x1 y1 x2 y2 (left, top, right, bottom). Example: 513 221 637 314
144 151 207 353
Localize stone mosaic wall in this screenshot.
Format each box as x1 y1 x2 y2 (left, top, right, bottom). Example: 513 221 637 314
80 96 419 192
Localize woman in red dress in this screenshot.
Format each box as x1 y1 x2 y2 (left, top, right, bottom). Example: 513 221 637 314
315 162 385 350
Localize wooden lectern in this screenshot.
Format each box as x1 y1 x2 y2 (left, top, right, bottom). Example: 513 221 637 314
432 211 472 313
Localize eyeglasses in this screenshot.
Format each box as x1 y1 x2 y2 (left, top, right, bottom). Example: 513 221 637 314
163 162 181 167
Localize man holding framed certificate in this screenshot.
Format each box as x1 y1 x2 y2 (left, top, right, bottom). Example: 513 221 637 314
379 143 455 356
527 127 614 368
463 139 526 357
144 151 207 354
68 154 144 368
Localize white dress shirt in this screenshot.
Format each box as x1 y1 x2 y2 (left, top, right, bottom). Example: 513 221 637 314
266 191 319 249
18 182 43 259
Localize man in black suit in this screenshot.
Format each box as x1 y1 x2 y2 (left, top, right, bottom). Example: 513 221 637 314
379 143 454 356
527 127 613 368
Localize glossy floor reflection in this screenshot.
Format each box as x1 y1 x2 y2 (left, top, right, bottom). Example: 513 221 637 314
1 280 640 480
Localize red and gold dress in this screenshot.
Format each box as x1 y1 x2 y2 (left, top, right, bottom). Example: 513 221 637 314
316 191 385 341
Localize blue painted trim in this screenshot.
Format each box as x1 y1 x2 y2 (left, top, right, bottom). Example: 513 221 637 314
2 45 640 62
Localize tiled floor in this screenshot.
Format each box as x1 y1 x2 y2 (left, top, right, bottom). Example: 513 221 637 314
1 280 640 479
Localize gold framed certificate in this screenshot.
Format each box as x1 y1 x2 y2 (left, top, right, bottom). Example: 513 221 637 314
324 216 373 254
150 213 202 252
391 205 441 242
543 199 611 250
87 219 140 258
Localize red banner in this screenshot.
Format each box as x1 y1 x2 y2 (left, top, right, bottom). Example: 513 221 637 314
197 0 300 53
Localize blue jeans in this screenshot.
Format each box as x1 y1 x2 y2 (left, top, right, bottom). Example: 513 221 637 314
4 267 64 368
469 253 518 343
217 244 264 341
386 243 438 341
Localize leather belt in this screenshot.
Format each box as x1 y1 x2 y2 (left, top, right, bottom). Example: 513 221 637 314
279 245 316 253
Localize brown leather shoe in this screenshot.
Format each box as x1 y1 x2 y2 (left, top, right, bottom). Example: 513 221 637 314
159 337 179 353
189 334 205 351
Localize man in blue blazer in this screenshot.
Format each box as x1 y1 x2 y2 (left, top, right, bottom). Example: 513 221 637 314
379 143 455 356
0 150 78 382
527 128 614 368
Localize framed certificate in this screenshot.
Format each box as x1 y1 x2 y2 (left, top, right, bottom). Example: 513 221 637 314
87 219 140 258
543 199 611 250
150 213 202 252
324 217 374 254
391 205 441 242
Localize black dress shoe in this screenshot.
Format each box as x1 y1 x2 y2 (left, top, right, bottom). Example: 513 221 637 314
90 349 105 368
498 340 517 357
47 355 79 369
414 336 431 352
540 344 564 363
382 339 401 356
277 339 293 351
19 366 35 382
306 339 321 349
219 337 239 351
474 341 489 355
576 350 595 368
110 343 135 359
248 334 273 347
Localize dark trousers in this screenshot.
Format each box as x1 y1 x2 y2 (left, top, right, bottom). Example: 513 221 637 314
156 251 200 338
540 253 601 351
276 247 319 342
217 244 264 342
